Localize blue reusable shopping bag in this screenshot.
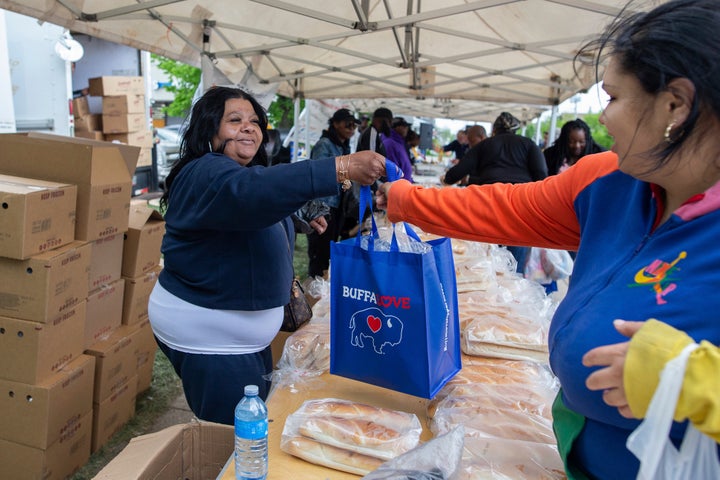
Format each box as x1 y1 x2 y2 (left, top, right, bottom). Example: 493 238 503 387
329 162 461 399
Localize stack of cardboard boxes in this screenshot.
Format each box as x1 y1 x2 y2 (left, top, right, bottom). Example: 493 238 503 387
0 132 165 479
74 76 155 169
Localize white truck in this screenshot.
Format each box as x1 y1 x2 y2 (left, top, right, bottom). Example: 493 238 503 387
0 9 73 135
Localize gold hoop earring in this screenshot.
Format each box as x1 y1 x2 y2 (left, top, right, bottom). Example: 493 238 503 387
664 122 675 143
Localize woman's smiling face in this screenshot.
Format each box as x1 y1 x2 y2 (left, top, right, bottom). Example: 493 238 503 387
213 98 263 165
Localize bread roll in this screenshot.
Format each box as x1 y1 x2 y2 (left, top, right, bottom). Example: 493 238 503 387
299 398 419 432
282 435 383 475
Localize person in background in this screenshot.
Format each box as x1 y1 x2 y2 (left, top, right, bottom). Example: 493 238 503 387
306 108 361 278
539 130 549 149
583 318 720 443
377 0 720 476
442 129 468 165
383 117 413 182
405 129 421 166
440 124 487 186
358 115 371 135
357 107 392 156
441 112 547 274
544 118 606 175
149 86 386 425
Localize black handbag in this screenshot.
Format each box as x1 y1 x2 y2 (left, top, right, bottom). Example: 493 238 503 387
281 278 313 332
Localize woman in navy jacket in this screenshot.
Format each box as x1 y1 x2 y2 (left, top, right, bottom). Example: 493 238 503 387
149 87 385 424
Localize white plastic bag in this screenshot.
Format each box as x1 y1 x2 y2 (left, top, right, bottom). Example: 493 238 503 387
626 343 720 479
525 248 573 284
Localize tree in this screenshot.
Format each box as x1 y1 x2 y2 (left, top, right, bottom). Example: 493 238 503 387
267 95 304 129
150 54 201 118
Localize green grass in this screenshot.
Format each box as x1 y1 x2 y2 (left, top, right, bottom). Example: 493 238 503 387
70 351 182 479
70 233 310 478
293 233 310 282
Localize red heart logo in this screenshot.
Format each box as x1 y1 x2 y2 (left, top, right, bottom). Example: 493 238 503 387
367 315 382 333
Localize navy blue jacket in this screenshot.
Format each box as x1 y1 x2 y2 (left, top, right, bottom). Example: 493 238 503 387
159 153 338 310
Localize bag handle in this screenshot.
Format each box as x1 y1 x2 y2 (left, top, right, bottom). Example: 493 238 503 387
357 160 421 251
626 342 699 480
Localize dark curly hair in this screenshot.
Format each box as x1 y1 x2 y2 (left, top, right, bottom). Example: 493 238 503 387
160 86 269 211
576 0 720 171
544 119 605 175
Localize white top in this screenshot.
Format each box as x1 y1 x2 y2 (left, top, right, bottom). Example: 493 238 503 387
148 282 283 354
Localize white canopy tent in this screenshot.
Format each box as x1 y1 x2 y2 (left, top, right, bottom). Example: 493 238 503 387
0 0 665 125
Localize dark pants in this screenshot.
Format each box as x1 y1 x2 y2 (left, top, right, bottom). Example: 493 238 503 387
155 337 273 425
307 208 341 278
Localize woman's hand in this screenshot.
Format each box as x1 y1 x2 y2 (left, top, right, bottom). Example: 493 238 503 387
308 216 328 235
336 151 386 186
583 319 645 418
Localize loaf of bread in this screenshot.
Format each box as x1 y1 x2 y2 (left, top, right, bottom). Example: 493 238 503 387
298 398 419 432
276 323 330 372
298 416 407 456
282 398 422 464
428 382 556 419
460 437 566 480
281 435 384 475
431 404 555 444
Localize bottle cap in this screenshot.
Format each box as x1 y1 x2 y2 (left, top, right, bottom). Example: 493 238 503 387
244 384 259 396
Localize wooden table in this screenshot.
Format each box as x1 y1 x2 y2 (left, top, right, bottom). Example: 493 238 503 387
217 373 432 480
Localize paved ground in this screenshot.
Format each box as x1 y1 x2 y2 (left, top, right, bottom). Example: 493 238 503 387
148 391 197 433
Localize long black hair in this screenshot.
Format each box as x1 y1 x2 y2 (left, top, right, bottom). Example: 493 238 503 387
160 86 269 211
576 0 720 170
544 119 605 175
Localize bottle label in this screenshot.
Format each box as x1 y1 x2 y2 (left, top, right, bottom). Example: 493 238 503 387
235 419 268 440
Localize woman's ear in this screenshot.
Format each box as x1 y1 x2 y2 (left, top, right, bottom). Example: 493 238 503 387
666 78 696 125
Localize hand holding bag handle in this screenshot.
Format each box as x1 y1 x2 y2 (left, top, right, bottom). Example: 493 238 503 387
626 342 720 479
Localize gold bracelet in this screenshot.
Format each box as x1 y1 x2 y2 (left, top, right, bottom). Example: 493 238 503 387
339 155 352 191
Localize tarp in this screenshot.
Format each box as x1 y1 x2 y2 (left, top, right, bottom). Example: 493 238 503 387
0 0 665 122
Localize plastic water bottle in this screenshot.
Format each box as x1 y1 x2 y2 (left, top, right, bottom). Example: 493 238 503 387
234 385 268 480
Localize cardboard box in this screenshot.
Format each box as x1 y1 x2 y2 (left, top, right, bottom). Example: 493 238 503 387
0 132 140 241
92 421 234 480
0 410 92 480
85 325 140 403
0 174 77 259
85 278 124 349
102 94 146 115
102 113 147 134
75 130 105 141
122 265 161 326
104 129 154 148
91 375 137 453
122 205 165 278
0 241 90 323
136 146 153 168
0 354 95 449
88 234 124 293
131 319 157 395
89 76 145 96
72 95 90 118
0 301 86 384
75 113 103 132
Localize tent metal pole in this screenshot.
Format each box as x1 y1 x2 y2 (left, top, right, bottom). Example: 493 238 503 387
293 96 300 162
548 105 559 145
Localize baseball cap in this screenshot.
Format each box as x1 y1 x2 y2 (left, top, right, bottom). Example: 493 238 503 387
392 117 410 128
331 108 360 124
373 107 394 120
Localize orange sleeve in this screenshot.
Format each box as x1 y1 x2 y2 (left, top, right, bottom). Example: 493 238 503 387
387 151 619 250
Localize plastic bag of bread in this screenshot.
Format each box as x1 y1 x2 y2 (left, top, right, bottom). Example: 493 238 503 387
427 382 556 419
281 398 422 475
430 402 556 445
458 437 566 479
275 322 330 374
361 426 464 480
